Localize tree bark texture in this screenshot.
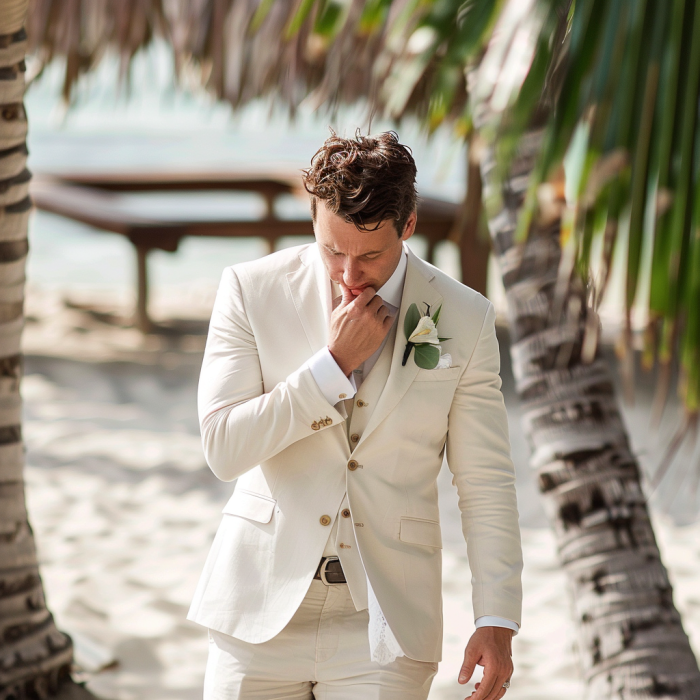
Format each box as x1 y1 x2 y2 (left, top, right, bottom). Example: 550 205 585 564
0 6 74 698
480 129 700 698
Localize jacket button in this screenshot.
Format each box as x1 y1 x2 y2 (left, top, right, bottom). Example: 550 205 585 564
348 460 358 471
319 515 332 526
323 416 333 426
356 399 366 407
350 433 360 443
311 422 320 431
342 509 351 518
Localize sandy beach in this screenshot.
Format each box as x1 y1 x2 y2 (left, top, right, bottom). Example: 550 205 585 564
20 284 700 700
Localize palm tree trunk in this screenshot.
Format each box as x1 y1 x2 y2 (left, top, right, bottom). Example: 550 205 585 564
0 5 74 698
480 128 700 698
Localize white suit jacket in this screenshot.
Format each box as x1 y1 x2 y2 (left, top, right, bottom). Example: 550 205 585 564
187 242 523 663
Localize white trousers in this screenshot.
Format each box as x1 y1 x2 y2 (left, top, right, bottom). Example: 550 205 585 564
204 579 438 699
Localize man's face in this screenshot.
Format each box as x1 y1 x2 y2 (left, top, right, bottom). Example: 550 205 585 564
313 200 416 296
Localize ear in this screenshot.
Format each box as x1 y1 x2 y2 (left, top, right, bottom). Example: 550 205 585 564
400 211 417 241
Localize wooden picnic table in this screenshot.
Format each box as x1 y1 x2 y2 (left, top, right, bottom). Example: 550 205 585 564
30 171 459 333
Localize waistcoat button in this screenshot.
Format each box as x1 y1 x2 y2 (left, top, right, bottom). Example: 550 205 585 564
350 433 360 443
341 509 351 518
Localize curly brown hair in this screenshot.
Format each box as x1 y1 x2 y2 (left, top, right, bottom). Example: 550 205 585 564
301 129 418 237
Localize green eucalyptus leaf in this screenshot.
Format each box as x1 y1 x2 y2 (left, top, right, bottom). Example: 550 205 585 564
414 344 440 369
404 303 422 340
438 337 452 342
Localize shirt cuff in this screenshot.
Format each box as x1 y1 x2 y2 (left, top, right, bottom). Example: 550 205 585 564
305 346 356 406
475 616 520 635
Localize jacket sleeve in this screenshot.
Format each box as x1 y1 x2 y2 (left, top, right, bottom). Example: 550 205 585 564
198 266 345 482
445 300 523 626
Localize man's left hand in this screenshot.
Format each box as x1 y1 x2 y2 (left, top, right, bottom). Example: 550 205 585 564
458 627 513 700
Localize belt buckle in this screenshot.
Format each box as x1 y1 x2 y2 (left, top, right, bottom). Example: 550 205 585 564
319 556 340 586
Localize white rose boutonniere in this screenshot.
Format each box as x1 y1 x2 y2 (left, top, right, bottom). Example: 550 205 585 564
402 302 451 369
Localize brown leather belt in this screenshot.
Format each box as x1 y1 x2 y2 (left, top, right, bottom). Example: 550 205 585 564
313 556 346 585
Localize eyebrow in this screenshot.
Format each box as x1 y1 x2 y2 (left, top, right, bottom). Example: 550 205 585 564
325 244 387 256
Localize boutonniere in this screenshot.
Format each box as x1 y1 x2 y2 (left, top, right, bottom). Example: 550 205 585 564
402 302 451 369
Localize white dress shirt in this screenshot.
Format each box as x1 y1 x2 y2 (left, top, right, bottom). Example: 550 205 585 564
304 245 519 651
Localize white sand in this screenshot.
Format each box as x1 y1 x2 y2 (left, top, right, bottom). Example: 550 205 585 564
20 291 700 699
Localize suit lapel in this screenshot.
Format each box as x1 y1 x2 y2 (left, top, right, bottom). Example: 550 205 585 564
357 247 443 448
351 318 397 416
285 244 330 356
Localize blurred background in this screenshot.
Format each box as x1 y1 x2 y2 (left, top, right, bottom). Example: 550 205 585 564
3 2 700 699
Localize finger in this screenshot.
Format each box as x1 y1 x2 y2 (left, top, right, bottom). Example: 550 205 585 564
488 662 513 700
374 303 390 319
366 293 385 310
470 664 498 700
491 678 508 700
458 648 479 684
493 687 508 700
352 286 377 306
338 281 354 306
483 673 510 700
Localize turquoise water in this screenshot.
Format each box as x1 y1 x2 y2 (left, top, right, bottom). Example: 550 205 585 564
25 44 466 295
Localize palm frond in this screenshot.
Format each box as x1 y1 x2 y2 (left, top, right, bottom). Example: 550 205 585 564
469 0 700 418
26 0 700 416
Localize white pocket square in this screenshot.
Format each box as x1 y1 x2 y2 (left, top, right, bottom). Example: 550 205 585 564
435 353 452 369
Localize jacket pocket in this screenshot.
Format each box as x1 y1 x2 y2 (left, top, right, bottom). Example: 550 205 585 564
222 489 276 524
399 517 443 548
413 365 462 382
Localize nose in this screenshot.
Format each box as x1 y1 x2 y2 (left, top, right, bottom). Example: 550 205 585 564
342 257 363 288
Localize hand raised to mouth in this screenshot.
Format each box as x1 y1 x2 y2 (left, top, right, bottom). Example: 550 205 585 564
328 281 395 377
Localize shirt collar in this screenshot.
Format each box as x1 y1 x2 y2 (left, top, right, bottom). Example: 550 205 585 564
330 243 408 309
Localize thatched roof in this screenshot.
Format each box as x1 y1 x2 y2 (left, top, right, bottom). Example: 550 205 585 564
26 0 468 123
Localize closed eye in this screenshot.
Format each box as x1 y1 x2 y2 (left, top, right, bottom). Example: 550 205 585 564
324 246 383 260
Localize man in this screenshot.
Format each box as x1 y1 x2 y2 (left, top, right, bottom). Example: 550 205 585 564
189 130 523 700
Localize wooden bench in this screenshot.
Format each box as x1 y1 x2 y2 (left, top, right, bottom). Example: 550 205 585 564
30 171 459 333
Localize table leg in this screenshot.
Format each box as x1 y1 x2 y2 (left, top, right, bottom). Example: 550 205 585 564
134 245 152 333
